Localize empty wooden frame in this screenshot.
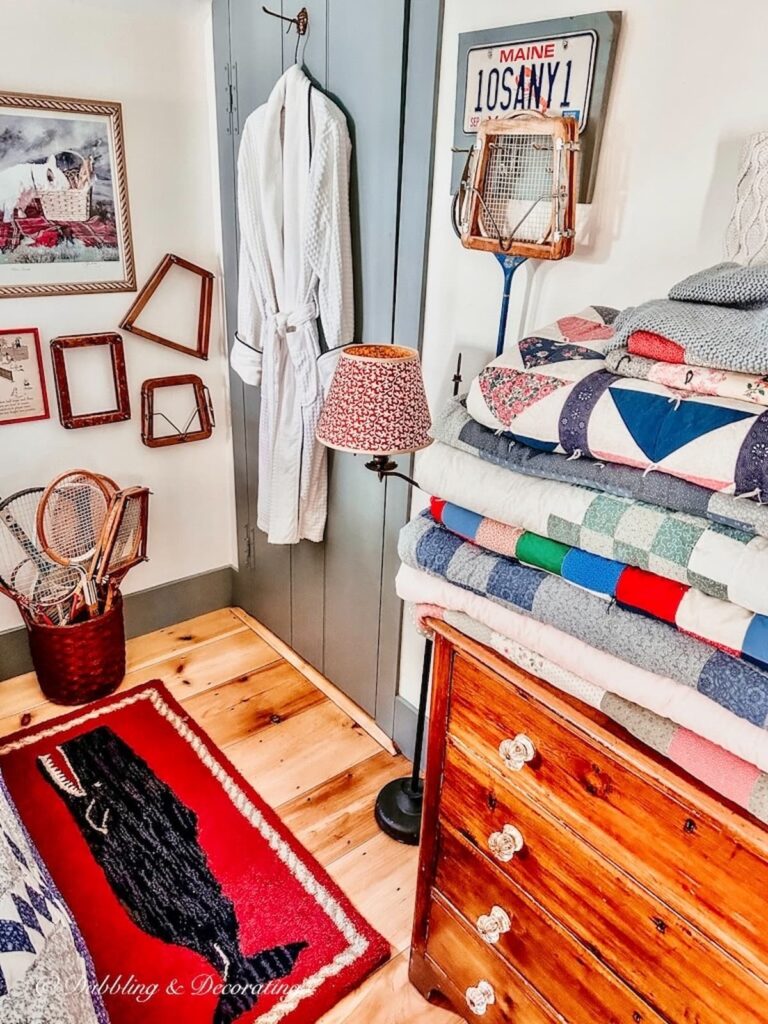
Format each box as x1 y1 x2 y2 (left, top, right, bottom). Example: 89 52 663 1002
121 253 214 360
51 332 130 429
141 374 215 448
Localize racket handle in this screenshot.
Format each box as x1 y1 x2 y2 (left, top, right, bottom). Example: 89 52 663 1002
80 577 99 619
104 578 117 614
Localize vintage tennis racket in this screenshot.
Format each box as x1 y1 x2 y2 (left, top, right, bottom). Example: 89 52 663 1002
36 470 118 616
455 111 578 356
96 487 150 613
459 110 578 257
36 470 116 567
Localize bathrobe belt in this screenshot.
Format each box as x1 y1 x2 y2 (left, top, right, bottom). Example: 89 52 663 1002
269 301 318 336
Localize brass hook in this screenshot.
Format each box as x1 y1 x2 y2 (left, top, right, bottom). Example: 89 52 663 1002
262 6 309 35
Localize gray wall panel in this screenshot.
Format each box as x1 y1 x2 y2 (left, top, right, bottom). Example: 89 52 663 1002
213 0 442 732
320 0 407 715
227 0 293 640
377 0 444 732
288 0 329 670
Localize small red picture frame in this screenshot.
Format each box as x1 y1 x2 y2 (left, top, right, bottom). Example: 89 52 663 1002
50 332 131 429
0 327 49 426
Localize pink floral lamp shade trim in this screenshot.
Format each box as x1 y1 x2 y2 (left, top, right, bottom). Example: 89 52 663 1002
316 344 433 455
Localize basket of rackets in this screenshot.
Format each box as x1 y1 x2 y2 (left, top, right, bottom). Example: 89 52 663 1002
0 471 149 704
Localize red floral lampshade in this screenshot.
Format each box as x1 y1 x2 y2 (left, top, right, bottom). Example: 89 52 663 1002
316 344 432 455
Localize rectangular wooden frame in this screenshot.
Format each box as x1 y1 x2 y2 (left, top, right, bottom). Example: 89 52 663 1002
51 332 130 429
121 253 214 360
141 374 214 448
0 327 49 426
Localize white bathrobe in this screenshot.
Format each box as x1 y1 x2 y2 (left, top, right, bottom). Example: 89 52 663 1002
233 65 354 545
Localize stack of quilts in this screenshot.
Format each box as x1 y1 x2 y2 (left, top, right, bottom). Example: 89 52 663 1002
397 262 768 825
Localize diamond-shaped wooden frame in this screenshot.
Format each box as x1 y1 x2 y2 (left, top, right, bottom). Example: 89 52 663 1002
120 253 214 360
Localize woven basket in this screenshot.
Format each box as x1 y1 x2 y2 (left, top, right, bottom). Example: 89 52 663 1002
26 595 126 706
34 149 92 223
37 187 91 223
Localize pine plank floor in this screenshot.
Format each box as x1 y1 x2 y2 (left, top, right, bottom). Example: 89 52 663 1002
0 607 460 1023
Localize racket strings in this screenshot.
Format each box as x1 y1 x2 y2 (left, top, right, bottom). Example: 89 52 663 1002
11 559 83 624
0 490 51 588
479 133 555 244
39 474 110 564
101 490 148 577
0 476 148 624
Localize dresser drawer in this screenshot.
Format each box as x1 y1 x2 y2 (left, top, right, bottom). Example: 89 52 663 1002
435 826 663 1024
441 740 767 1024
425 894 558 1023
448 650 768 976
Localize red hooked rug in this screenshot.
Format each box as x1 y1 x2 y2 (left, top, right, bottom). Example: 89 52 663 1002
0 682 390 1024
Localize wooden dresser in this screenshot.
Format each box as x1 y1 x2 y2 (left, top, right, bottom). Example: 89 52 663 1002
410 621 768 1023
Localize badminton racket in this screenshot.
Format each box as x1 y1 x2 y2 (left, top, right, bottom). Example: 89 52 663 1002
0 489 80 625
9 558 85 626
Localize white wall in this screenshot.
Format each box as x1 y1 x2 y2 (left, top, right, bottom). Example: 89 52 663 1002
0 0 235 635
398 0 768 704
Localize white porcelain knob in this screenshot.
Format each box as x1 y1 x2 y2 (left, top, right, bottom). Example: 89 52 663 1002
465 979 496 1015
488 823 524 862
498 734 536 772
476 905 512 945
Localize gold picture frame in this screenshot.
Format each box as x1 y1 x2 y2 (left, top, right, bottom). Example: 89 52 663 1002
0 91 135 298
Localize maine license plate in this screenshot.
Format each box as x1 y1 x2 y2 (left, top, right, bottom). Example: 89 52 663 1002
463 31 597 134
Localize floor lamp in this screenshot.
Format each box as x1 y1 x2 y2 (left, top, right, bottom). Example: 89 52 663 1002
316 343 433 844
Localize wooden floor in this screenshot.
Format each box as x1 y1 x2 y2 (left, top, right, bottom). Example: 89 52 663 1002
0 606 460 1024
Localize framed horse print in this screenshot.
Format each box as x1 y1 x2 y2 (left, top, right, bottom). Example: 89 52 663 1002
0 91 135 298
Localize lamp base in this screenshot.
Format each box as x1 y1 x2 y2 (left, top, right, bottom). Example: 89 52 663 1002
374 776 423 845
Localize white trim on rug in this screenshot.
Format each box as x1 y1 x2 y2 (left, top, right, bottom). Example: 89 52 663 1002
1 687 374 1024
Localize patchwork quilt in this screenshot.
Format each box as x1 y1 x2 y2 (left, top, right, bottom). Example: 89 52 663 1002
416 603 768 825
0 773 107 1024
607 262 768 374
417 442 768 617
399 513 768 741
430 496 768 670
432 396 768 540
397 562 768 774
465 306 768 498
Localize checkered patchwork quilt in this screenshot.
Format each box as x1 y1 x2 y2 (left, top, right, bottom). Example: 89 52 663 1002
399 513 768 733
416 442 768 617
465 307 768 499
430 496 768 670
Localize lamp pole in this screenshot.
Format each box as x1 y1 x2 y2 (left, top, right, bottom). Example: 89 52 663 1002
374 634 432 844
373 353 462 845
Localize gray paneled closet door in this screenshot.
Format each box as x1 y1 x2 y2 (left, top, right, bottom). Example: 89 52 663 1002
212 0 442 731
